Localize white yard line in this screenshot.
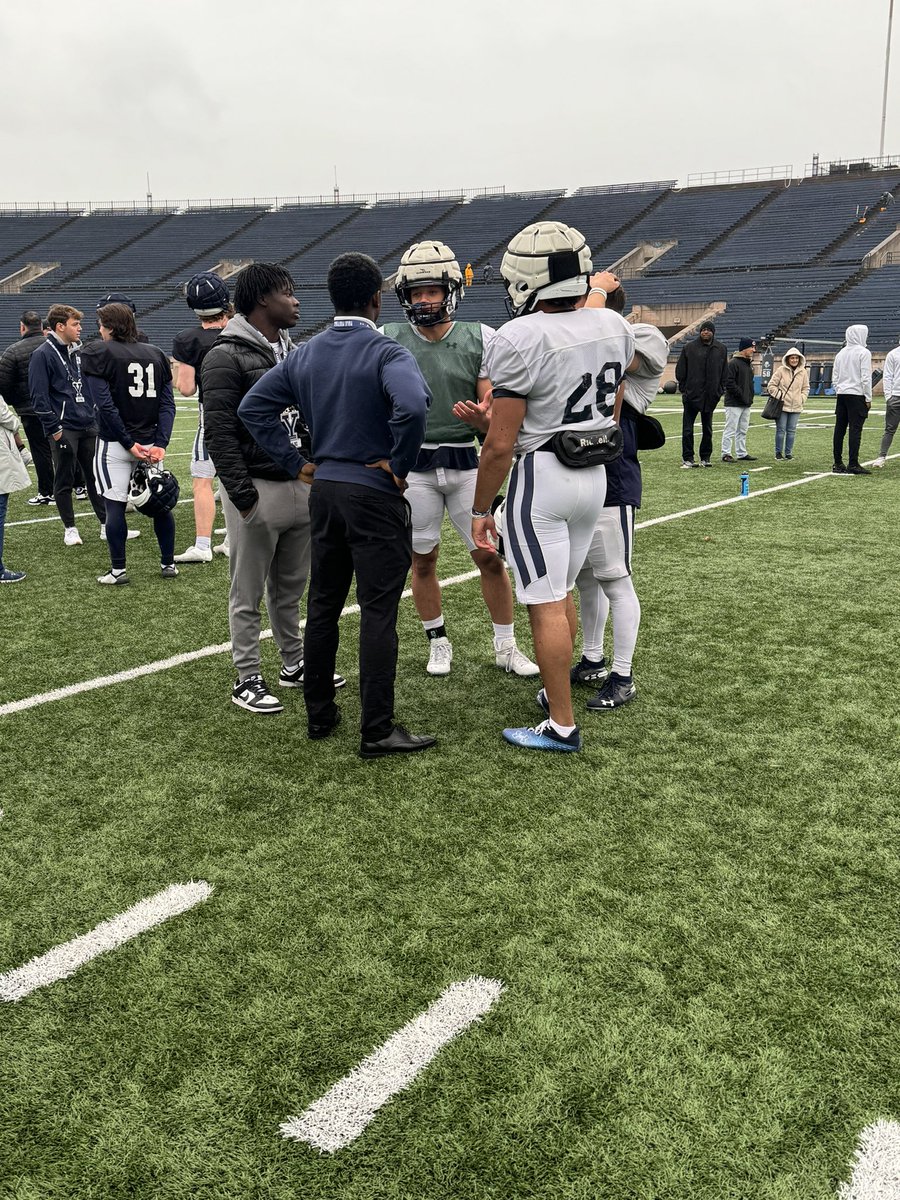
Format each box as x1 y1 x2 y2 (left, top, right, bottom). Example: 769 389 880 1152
0 570 479 717
280 975 504 1153
6 497 193 529
3 454 897 717
837 1120 900 1199
0 881 212 1002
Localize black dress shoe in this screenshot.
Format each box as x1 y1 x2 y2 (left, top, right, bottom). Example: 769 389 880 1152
359 724 437 759
846 464 871 475
308 709 341 740
737 455 757 461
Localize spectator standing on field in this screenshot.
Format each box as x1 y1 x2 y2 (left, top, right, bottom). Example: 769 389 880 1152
721 338 757 463
675 319 727 468
831 324 872 475
0 395 30 582
767 348 809 460
873 334 900 468
28 304 106 546
0 311 55 505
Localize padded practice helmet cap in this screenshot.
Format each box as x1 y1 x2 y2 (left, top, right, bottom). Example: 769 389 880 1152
97 291 136 313
500 221 592 317
186 271 230 316
394 241 464 326
128 463 180 517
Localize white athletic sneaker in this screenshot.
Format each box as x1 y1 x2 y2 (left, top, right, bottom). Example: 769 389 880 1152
213 538 229 557
100 525 141 542
231 674 283 714
174 544 213 563
97 570 129 585
63 526 83 547
872 456 886 468
426 636 453 676
494 639 540 676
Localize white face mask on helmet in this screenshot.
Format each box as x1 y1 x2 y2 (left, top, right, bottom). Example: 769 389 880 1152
500 221 593 318
395 241 464 326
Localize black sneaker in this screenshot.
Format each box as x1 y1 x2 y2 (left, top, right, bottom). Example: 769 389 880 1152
27 493 53 506
846 464 871 475
232 675 284 714
308 710 341 741
700 460 712 468
832 463 848 474
279 661 346 689
586 672 638 712
775 452 783 460
160 564 179 578
571 656 609 687
721 454 735 463
737 455 757 462
784 453 793 460
74 486 88 500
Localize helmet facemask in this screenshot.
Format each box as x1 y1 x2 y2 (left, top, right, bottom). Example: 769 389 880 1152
394 241 465 327
399 278 463 327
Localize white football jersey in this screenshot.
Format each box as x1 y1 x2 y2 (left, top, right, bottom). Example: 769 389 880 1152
624 323 668 416
486 308 636 454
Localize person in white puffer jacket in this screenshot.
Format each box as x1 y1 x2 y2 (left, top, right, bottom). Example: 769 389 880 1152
873 335 900 468
831 324 872 474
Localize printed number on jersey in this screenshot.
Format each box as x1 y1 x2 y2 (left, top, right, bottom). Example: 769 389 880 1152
563 361 622 425
128 363 157 399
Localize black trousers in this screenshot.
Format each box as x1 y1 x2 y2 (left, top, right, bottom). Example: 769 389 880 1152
50 427 105 527
682 399 718 462
18 412 55 496
304 479 411 741
833 395 869 468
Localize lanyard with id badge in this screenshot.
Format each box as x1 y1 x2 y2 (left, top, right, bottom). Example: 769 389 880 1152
48 341 85 420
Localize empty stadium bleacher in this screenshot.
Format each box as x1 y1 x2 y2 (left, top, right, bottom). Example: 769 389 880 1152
1 167 898 355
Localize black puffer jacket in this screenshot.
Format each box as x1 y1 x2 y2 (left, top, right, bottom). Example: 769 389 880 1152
201 315 310 513
0 330 44 414
724 354 755 407
675 334 728 410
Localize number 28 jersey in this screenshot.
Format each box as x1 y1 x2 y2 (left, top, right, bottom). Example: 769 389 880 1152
81 338 174 444
485 308 636 455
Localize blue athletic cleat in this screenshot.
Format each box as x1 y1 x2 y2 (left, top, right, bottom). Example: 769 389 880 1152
503 719 582 752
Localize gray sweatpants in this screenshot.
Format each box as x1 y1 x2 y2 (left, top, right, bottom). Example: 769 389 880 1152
879 396 900 457
222 477 311 680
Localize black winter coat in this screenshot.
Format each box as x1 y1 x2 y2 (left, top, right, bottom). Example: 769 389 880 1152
0 331 44 414
675 336 728 410
201 317 310 514
724 354 755 407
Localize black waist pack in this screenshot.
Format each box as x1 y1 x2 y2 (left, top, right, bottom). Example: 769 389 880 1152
542 425 624 469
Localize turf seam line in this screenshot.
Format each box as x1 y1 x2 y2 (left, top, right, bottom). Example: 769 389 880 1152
837 1119 900 1199
0 881 213 1002
279 975 504 1153
0 571 479 716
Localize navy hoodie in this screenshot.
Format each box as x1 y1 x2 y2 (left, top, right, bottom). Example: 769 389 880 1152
238 318 430 494
29 335 96 436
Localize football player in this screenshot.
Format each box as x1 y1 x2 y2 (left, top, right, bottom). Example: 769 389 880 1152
470 222 635 752
573 281 668 711
382 242 537 678
81 303 177 584
173 272 232 562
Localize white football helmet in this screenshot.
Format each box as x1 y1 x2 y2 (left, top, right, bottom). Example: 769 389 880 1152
500 221 592 318
395 241 464 326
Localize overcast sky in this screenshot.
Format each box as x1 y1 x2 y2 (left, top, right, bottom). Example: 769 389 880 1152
0 0 895 204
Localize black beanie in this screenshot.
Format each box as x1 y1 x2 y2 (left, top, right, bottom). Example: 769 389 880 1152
700 320 716 334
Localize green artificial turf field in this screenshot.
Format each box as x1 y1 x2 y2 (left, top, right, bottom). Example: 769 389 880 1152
1 400 898 1199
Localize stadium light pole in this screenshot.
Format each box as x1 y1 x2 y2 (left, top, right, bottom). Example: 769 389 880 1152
880 0 895 157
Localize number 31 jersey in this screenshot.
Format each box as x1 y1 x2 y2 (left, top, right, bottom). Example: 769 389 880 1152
485 308 636 455
81 338 173 443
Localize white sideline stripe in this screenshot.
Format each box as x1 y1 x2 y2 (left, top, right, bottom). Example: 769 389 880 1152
3 453 898 717
0 570 478 717
6 498 193 529
635 452 900 530
748 466 773 473
0 881 212 1002
837 1120 900 1199
280 975 504 1153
